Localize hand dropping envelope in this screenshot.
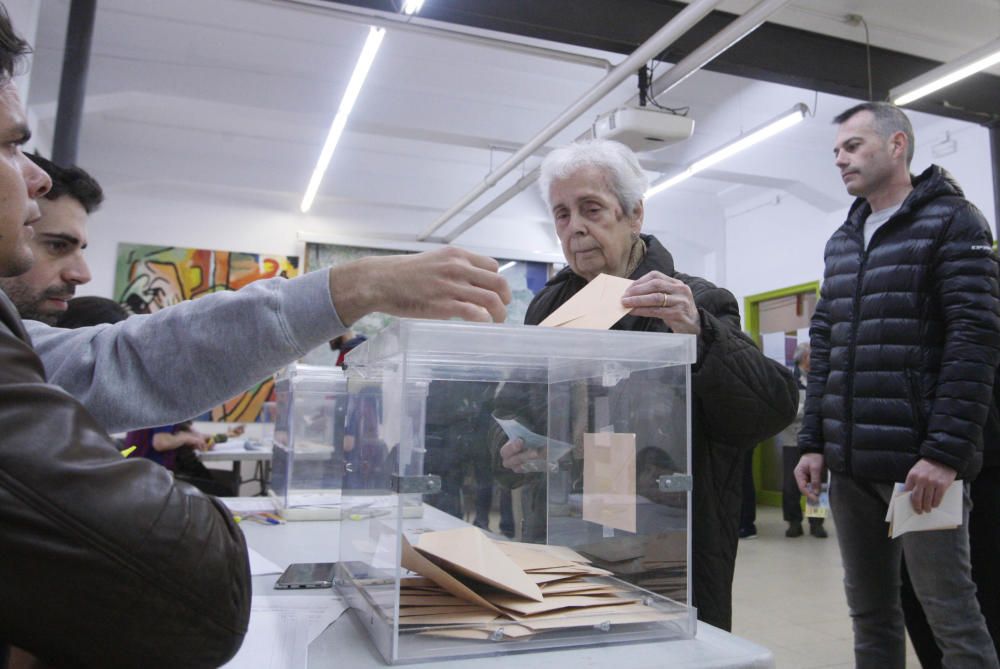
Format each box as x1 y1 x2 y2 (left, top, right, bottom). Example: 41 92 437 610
493 415 574 472
886 481 962 539
538 273 634 329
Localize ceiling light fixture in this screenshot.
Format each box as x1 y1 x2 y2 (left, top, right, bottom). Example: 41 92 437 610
401 0 425 15
498 261 517 273
300 26 385 213
891 36 1000 106
645 103 808 200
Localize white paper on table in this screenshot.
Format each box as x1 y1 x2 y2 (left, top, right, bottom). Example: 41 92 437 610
208 438 270 454
886 481 963 539
221 497 279 514
248 547 285 576
221 595 347 669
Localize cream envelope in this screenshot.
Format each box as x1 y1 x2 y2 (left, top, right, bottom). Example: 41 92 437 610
538 273 634 329
415 527 544 602
491 594 637 616
401 536 503 613
518 605 678 631
582 432 637 533
886 481 963 539
399 605 486 617
397 611 502 626
495 541 578 572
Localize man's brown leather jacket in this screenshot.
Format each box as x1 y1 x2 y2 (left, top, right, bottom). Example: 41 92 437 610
0 292 250 668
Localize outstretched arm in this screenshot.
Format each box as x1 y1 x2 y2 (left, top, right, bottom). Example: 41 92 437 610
28 247 511 433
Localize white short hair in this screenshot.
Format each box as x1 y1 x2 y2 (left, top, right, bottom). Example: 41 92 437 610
538 139 649 215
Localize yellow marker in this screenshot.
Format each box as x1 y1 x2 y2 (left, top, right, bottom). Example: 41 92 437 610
120 446 137 458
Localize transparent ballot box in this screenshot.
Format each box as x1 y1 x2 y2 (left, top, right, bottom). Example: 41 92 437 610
336 319 696 664
269 364 350 520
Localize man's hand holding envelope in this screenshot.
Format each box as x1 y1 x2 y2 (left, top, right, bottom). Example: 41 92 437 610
886 477 963 539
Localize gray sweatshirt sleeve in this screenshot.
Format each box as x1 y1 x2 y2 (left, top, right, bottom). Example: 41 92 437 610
24 269 345 433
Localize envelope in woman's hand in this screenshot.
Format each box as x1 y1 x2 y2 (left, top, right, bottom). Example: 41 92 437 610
538 274 634 329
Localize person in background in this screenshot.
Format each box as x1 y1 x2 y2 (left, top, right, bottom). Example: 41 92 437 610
55 295 127 328
330 328 367 367
496 138 799 631
782 342 826 538
0 153 101 325
796 102 998 667
738 448 757 539
123 421 240 497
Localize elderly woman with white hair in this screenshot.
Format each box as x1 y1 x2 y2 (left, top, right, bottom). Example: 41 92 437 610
498 139 798 631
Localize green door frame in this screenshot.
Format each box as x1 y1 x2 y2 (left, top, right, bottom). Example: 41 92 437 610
743 281 820 507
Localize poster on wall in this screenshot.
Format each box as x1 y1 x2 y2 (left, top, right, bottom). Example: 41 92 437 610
113 243 300 422
302 242 549 366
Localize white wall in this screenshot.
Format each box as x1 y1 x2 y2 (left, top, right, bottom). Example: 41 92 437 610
6 0 39 101
724 121 997 318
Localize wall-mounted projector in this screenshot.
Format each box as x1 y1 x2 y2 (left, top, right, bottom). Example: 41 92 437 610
592 106 695 153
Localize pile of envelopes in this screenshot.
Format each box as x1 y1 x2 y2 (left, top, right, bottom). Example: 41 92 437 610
396 526 679 640
576 533 688 603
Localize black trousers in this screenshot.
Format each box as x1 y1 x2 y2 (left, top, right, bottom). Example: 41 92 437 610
901 466 1000 668
740 447 756 530
782 445 825 525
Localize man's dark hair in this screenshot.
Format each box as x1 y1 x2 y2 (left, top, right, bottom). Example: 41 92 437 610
55 296 128 328
833 102 915 167
28 153 104 213
0 4 31 83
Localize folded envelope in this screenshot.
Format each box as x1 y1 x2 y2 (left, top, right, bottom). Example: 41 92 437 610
886 481 963 539
401 536 503 613
582 432 637 533
495 541 583 572
415 527 544 602
538 273 634 329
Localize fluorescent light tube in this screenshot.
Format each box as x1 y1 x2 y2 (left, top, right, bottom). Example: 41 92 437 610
300 26 386 213
402 0 425 15
892 37 1000 106
645 169 694 199
498 261 517 273
689 106 805 174
645 103 807 200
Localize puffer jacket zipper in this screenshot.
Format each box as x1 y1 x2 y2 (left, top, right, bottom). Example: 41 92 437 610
844 243 868 477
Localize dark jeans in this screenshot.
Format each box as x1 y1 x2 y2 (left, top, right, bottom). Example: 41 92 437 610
499 488 514 537
739 447 756 530
782 445 825 526
901 466 1000 668
830 472 997 669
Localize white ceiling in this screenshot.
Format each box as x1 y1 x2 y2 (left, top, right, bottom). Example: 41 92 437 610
23 0 1000 258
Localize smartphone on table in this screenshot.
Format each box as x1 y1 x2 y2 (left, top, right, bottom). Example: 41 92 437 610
274 562 337 590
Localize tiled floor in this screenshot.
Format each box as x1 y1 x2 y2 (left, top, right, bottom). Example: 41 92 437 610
731 505 919 668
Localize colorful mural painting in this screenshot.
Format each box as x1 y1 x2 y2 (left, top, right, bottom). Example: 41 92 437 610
114 243 299 422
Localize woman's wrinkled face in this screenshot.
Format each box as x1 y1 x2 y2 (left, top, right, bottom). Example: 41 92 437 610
549 165 642 281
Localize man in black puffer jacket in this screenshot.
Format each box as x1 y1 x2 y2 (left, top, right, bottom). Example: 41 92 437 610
795 102 1000 668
